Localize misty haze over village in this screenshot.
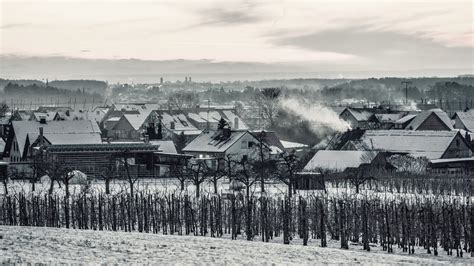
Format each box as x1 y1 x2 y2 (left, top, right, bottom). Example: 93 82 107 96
0 0 473 264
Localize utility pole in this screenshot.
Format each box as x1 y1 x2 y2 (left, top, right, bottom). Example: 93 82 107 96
402 81 412 105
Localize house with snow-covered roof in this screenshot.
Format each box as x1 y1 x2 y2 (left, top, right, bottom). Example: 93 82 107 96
2 120 102 165
339 107 378 129
405 109 453 131
453 109 474 132
182 128 277 170
356 130 471 160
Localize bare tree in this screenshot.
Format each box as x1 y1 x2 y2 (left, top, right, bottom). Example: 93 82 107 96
276 152 301 198
167 91 199 110
251 131 275 193
205 157 227 194
98 154 117 194
233 156 258 240
0 101 9 118
36 157 70 195
169 161 189 191
0 167 16 195
187 159 207 198
117 150 139 198
255 88 281 128
345 166 373 194
388 155 429 174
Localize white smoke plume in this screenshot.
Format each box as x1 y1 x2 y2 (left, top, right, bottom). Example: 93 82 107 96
280 98 351 136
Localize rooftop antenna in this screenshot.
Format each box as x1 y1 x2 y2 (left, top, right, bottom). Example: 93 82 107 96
402 81 412 105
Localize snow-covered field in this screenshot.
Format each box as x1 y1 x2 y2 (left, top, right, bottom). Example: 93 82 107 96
0 226 470 264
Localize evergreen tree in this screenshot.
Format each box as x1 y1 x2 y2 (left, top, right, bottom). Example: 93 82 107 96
176 132 187 153
217 117 228 129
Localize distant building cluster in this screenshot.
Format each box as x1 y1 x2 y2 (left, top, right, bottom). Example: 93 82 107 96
0 103 300 180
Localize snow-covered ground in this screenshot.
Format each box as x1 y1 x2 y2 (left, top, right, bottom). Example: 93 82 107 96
0 226 470 264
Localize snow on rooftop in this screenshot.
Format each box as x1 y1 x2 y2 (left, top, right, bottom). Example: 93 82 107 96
122 113 150 131
280 140 309 149
454 110 474 132
394 114 417 124
12 120 102 157
303 150 370 172
344 108 373 121
361 130 458 159
222 110 248 129
183 130 247 153
149 140 178 154
406 109 453 130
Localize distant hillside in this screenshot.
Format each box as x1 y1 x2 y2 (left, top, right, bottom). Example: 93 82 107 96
0 78 107 95
4 83 103 99
49 80 107 94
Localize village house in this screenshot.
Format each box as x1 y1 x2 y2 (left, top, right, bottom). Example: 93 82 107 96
182 128 276 170
375 113 406 129
405 109 453 131
356 130 471 160
392 114 417 129
1 119 102 172
453 109 474 132
141 107 248 144
339 107 378 129
42 142 188 179
106 111 158 140
30 111 59 122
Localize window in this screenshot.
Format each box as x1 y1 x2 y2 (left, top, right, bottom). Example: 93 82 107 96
248 142 254 148
241 141 247 149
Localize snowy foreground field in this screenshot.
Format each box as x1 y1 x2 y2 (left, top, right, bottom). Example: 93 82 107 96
0 226 470 265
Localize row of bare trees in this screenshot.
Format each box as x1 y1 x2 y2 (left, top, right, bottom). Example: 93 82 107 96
0 191 472 257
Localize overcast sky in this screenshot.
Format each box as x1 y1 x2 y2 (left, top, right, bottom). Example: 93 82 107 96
1 0 473 71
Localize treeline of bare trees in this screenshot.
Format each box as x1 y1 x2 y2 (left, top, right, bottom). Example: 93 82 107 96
0 191 472 257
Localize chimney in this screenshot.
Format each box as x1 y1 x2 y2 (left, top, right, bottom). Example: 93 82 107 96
234 117 239 129
160 77 163 84
170 121 175 130
222 126 231 139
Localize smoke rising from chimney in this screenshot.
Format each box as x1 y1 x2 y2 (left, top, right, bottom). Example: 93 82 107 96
280 98 351 136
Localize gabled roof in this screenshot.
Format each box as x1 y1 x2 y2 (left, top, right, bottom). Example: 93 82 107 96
454 110 474 132
406 109 453 130
121 113 150 131
394 114 417 124
12 120 102 157
31 112 57 122
222 110 248 129
342 108 374 122
303 150 372 172
250 130 285 151
360 130 459 159
182 130 249 153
